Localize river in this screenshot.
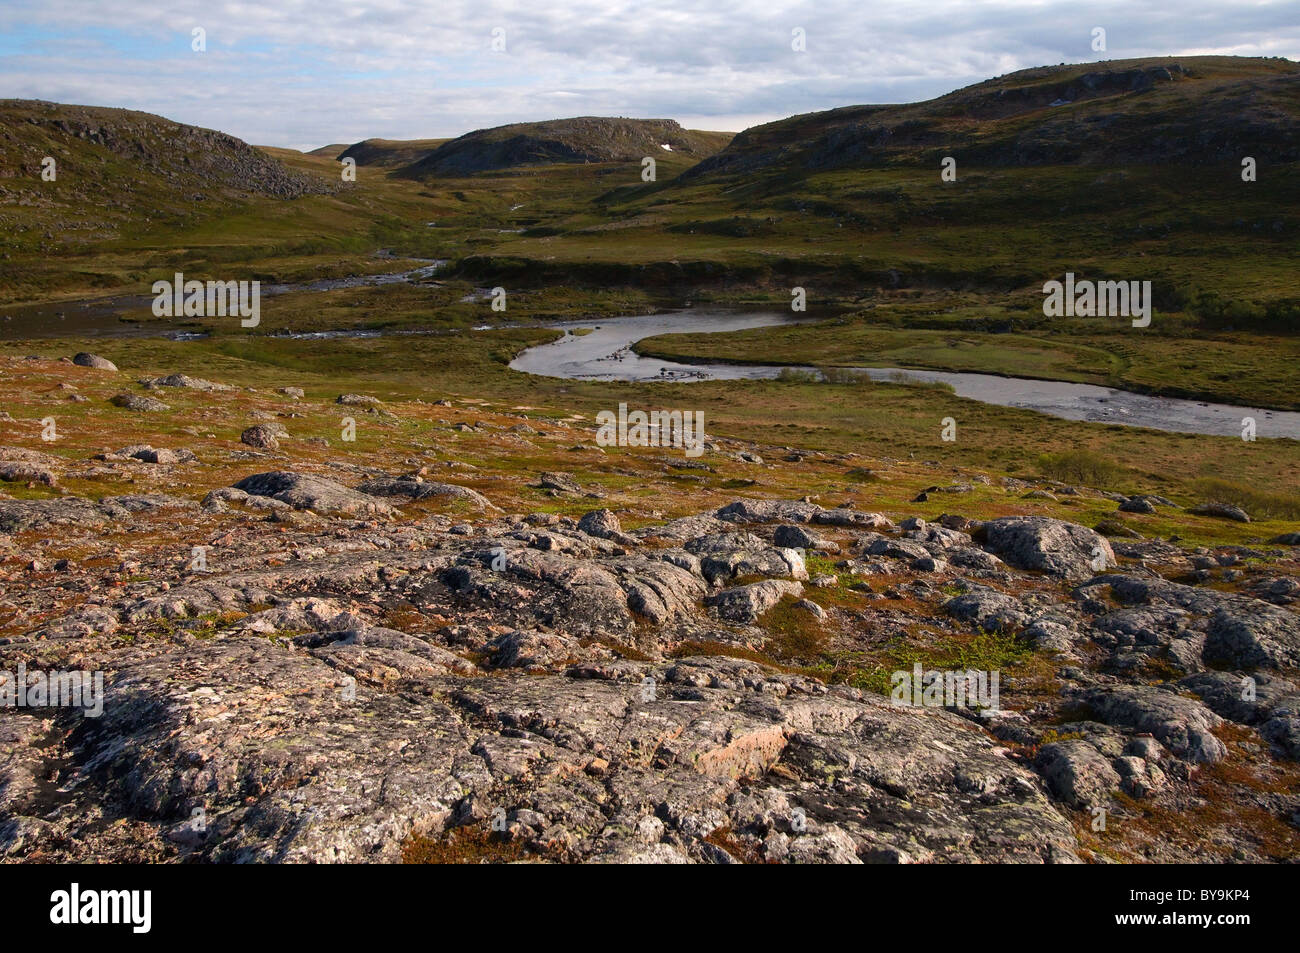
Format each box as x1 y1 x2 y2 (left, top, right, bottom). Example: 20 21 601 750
508 309 1300 439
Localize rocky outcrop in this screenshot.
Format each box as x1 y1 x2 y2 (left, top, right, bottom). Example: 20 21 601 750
705 579 803 623
1 483 1296 864
1078 686 1226 764
357 475 494 509
981 516 1114 581
231 471 395 517
1035 740 1121 808
1082 574 1300 670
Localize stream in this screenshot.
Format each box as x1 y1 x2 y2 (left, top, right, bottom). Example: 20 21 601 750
508 309 1300 439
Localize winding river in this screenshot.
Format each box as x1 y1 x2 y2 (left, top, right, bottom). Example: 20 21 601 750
6 271 1296 439
509 309 1300 440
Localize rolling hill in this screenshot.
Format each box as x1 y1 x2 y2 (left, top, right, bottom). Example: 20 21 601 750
684 56 1300 182
337 137 450 167
400 117 733 177
0 100 334 258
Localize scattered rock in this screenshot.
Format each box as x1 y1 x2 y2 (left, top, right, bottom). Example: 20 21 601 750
1190 502 1250 523
110 393 170 412
240 425 281 450
72 352 117 371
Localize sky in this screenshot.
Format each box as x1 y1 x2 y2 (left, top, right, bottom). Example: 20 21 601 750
2 1 1297 150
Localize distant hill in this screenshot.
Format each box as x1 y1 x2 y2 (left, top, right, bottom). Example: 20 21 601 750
0 100 333 254
337 137 450 167
685 56 1300 182
400 117 733 176
307 143 351 158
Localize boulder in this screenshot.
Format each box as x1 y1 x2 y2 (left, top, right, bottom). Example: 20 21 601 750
357 475 493 509
577 508 634 544
1035 740 1121 808
72 352 117 371
944 588 1029 633
240 425 281 450
539 471 581 494
336 393 383 408
145 373 234 392
705 579 803 623
110 393 169 412
981 516 1114 581
232 471 395 517
1190 502 1250 523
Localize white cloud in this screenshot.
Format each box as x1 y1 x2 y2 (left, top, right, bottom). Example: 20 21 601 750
1 0 1297 148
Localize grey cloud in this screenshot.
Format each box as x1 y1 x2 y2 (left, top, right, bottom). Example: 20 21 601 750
2 0 1296 148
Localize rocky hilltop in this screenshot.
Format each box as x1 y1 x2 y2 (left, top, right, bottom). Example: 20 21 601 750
0 100 334 257
0 100 332 199
401 117 731 176
685 56 1300 180
0 353 1297 863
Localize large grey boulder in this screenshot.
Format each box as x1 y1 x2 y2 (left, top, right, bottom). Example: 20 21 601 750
982 516 1114 581
240 425 281 450
72 352 117 371
1190 502 1250 523
716 499 823 524
357 475 493 509
232 471 395 517
705 579 803 623
1035 740 1121 808
1080 686 1226 763
944 588 1031 633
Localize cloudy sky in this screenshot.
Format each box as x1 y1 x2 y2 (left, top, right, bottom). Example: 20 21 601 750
2 1 1297 150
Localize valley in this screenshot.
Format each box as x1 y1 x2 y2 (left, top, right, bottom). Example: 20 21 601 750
1 54 1297 867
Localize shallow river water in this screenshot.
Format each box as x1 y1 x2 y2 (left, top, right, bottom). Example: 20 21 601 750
509 309 1300 440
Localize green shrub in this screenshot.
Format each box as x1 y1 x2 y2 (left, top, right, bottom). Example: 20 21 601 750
1190 477 1300 521
775 367 820 383
1037 449 1126 487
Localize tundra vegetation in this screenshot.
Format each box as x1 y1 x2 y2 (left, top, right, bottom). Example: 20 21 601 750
0 56 1297 864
